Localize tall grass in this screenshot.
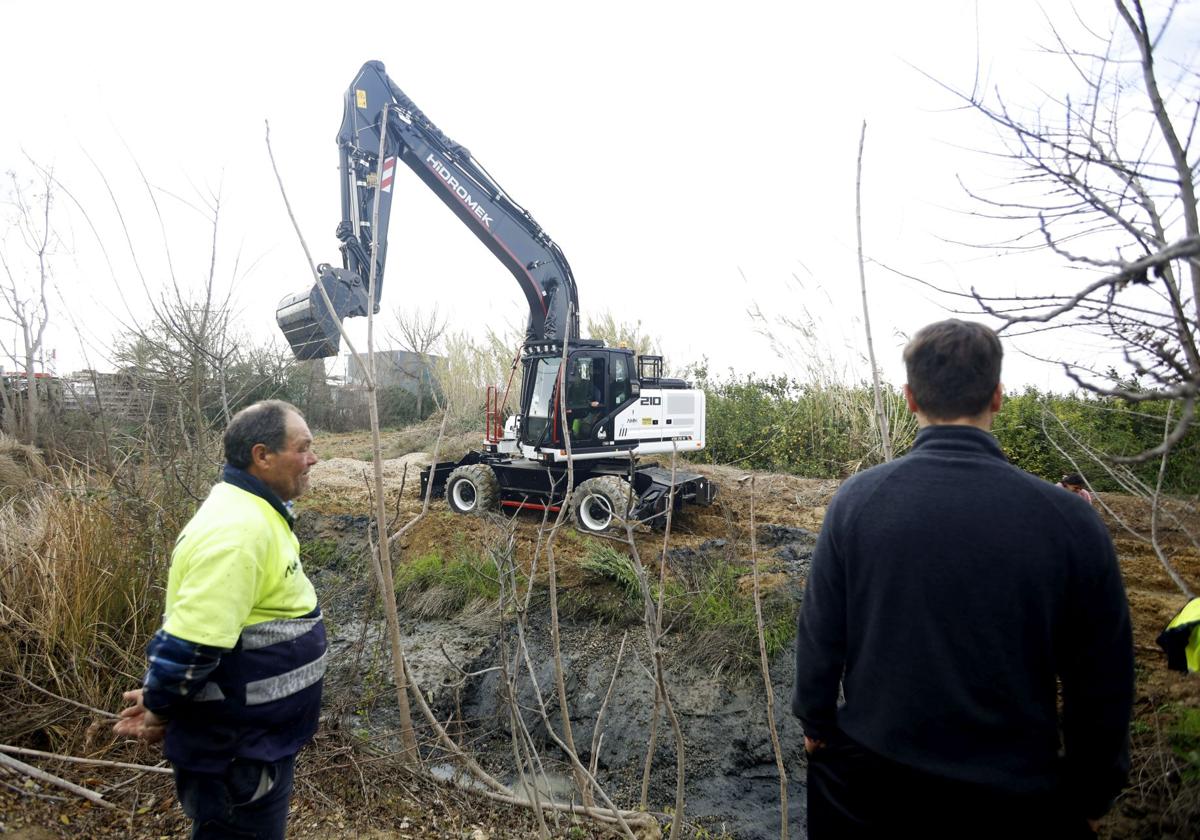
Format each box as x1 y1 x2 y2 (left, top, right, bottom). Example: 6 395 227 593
394 546 504 618
433 327 522 436
713 297 917 477
660 561 795 676
580 544 642 604
0 472 189 748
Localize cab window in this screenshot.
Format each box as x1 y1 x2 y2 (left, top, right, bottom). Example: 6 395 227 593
568 356 605 409
612 355 629 404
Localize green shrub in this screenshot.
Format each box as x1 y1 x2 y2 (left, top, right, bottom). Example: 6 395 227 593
994 387 1200 492
1170 706 1200 783
691 370 1199 492
690 368 913 478
581 543 642 604
301 538 342 570
394 544 502 617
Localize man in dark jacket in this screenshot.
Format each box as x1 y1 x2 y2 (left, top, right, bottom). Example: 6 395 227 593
792 320 1133 838
115 400 324 840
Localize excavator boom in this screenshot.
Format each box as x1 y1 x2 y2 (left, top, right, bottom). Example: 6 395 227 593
277 60 580 359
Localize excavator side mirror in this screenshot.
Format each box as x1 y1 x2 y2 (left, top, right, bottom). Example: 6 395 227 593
276 266 371 360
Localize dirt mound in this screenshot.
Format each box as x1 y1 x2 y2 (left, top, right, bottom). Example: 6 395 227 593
674 463 836 540
303 453 434 515
311 453 433 490
311 421 483 465
300 431 1200 838
303 451 839 551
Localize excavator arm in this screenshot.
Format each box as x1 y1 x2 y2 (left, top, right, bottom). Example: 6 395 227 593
277 60 581 359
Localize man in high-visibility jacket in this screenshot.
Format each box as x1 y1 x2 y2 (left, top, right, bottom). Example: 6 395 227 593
1159 597 1200 672
115 400 324 840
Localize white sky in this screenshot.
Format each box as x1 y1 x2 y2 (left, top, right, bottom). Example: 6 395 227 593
1 0 1196 391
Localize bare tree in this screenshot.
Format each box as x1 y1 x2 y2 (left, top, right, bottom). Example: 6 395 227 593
0 167 57 444
388 304 447 418
944 0 1199 464
267 118 424 763
103 183 246 491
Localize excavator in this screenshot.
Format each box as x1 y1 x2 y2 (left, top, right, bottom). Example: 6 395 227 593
276 61 715 532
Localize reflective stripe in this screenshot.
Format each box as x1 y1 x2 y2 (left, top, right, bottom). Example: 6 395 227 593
240 616 324 651
245 650 327 706
194 682 226 702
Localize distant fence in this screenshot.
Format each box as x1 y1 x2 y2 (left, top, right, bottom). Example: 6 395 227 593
1 371 170 423
2 367 434 433
58 371 170 420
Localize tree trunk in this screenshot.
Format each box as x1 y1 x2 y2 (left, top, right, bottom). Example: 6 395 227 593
22 336 38 445
856 120 891 463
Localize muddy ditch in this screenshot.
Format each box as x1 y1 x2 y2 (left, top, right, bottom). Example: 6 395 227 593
297 509 818 840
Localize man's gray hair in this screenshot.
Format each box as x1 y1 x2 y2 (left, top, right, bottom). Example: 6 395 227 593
224 400 301 469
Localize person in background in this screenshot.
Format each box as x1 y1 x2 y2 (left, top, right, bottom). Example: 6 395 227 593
792 319 1133 839
1058 472 1095 505
115 400 324 840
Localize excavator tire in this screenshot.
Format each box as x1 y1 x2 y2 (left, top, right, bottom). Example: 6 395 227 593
445 464 500 516
570 475 633 534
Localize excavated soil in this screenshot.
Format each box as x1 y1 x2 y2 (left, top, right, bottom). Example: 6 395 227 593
305 454 835 564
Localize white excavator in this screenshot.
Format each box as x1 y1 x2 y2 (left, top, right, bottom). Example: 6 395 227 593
276 61 716 532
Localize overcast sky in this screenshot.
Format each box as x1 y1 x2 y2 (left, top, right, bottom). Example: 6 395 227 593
1 0 1196 391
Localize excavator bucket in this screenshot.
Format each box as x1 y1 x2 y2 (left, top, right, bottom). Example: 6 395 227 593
276 265 372 360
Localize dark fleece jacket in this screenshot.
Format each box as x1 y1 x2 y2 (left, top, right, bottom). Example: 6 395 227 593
792 424 1133 819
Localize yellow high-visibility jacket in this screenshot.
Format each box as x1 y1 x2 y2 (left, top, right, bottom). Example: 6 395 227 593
164 482 317 646
1158 597 1200 673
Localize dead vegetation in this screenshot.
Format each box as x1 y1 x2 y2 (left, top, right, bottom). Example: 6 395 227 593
0 432 49 503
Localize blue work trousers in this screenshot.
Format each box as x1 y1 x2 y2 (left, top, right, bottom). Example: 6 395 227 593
173 754 296 840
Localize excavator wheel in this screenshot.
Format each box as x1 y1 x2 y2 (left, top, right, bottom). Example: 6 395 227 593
445 464 500 516
570 475 633 534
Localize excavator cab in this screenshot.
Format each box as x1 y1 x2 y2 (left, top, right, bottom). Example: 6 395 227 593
517 355 561 450
276 265 373 360
516 347 639 451
563 348 640 443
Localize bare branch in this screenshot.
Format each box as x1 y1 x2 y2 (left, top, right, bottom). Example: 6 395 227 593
976 236 1200 329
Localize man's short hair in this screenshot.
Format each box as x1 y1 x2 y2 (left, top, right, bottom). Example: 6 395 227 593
903 320 1002 421
224 400 301 469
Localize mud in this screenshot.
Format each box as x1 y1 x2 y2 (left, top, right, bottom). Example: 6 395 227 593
311 584 810 840
296 455 1200 840
296 463 830 840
